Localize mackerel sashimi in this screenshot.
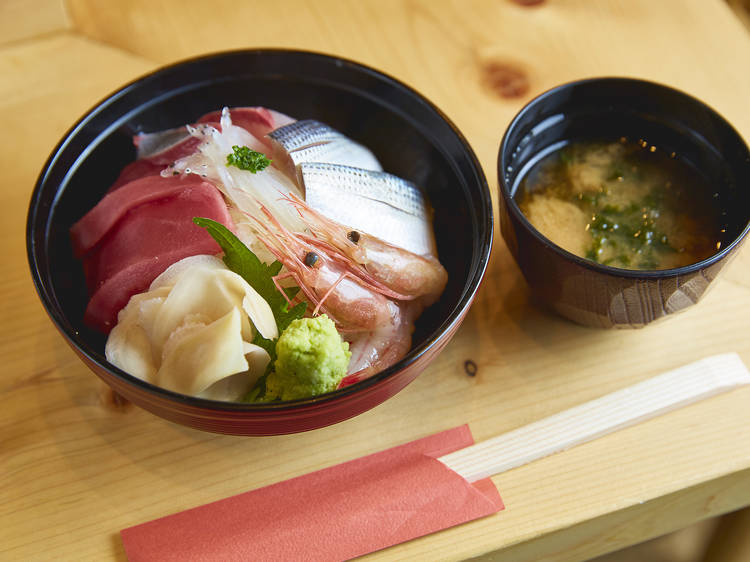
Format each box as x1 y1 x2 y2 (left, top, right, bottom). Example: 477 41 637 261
70 106 447 403
268 119 383 179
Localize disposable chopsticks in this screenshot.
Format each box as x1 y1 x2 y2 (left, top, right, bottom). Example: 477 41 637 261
438 353 750 483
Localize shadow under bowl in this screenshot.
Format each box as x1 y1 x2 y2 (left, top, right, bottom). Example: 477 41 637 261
498 77 750 328
27 49 493 435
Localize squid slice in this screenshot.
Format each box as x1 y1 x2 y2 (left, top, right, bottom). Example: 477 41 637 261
151 255 277 345
157 308 269 400
105 255 275 402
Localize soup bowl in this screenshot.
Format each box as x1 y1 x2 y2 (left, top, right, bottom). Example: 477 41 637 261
498 77 750 328
27 49 493 435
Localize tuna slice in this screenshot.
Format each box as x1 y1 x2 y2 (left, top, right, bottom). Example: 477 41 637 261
109 159 166 191
71 174 208 257
78 175 234 333
133 107 295 164
196 107 295 149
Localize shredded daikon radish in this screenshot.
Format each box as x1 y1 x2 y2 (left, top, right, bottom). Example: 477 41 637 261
164 108 306 261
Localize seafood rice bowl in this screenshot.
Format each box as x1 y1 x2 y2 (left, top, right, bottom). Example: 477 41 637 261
27 50 493 435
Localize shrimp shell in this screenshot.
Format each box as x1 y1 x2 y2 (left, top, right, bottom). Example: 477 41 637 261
283 193 448 306
248 204 398 333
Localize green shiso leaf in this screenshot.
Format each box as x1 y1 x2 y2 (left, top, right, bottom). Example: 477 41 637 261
192 217 307 400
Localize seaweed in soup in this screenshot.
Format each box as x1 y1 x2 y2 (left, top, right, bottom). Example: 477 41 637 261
517 138 722 270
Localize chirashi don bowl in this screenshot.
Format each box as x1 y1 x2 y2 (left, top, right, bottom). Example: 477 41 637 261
27 50 493 435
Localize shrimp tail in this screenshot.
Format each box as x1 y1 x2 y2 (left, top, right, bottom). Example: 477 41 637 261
339 369 372 388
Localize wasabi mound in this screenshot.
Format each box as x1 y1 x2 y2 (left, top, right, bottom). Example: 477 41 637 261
265 315 351 401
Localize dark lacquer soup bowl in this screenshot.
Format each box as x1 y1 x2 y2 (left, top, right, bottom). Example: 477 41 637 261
499 77 750 329
27 50 493 435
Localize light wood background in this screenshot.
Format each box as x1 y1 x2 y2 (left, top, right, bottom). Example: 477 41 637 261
2 1 750 560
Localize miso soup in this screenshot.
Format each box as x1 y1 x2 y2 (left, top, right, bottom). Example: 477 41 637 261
516 138 723 270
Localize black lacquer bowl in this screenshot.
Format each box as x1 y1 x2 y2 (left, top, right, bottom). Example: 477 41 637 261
27 50 493 435
498 77 750 328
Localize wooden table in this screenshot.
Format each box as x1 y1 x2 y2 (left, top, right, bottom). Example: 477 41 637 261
3 1 750 560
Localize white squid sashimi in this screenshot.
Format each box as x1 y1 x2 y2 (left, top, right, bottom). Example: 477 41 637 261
135 124 194 160
157 308 268 401
105 255 275 401
105 287 171 380
164 108 306 259
149 255 277 352
150 254 277 340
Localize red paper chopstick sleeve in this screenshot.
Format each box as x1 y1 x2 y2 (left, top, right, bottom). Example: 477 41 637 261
121 425 503 561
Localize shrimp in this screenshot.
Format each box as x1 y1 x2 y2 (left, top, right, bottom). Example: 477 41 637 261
250 204 402 333
282 193 448 306
339 300 419 386
253 207 419 385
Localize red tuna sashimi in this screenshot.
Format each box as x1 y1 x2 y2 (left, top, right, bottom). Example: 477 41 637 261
82 179 234 333
107 135 202 191
71 174 208 257
197 107 295 149
132 107 294 163
109 159 165 191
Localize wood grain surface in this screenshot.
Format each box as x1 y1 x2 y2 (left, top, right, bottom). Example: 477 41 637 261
2 1 750 560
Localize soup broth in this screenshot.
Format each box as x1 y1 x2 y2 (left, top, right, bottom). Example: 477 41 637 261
516 138 723 270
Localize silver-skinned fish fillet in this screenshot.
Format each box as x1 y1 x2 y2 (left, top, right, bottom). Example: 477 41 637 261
268 120 382 178
135 125 192 160
297 162 437 258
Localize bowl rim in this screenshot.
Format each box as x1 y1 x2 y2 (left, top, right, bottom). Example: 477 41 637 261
27 48 493 412
498 75 750 279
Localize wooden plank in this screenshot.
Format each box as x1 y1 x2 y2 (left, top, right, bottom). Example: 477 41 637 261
0 0 69 46
479 469 750 561
727 0 750 30
702 506 750 562
0 34 154 410
439 354 750 483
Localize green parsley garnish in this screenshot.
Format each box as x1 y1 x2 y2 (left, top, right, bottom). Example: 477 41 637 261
226 145 271 173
